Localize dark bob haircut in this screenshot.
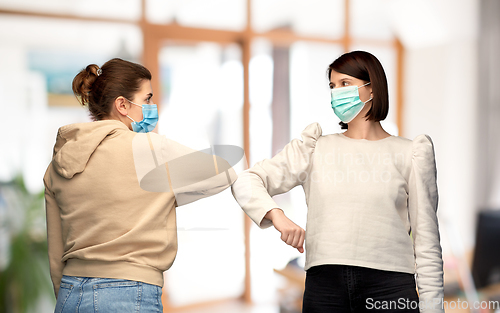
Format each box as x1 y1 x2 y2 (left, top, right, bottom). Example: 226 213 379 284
327 51 389 130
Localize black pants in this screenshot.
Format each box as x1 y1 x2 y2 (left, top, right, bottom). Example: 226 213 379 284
302 264 420 313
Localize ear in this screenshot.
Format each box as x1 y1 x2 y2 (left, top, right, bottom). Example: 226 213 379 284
114 96 129 117
368 85 373 98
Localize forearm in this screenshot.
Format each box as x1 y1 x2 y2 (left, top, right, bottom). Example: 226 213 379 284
45 188 65 298
264 208 285 224
231 170 281 229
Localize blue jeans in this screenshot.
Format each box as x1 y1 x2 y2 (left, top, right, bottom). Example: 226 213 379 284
54 275 163 313
303 264 420 313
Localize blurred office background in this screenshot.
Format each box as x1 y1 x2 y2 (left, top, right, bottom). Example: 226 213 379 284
1 0 499 312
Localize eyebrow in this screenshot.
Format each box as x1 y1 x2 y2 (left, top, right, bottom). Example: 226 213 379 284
145 93 153 98
330 78 352 86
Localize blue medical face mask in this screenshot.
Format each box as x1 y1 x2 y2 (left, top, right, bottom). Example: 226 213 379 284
126 99 158 133
330 82 372 123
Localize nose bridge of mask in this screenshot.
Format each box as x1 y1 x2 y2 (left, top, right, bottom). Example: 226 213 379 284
330 86 358 103
330 81 370 98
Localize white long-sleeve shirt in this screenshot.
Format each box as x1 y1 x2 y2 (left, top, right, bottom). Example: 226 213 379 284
231 122 444 312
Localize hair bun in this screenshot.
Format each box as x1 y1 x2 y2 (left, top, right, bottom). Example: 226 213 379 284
72 64 100 107
85 64 100 79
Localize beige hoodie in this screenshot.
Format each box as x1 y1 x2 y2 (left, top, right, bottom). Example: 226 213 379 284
43 119 237 297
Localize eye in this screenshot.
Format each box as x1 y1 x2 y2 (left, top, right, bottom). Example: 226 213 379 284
342 81 350 86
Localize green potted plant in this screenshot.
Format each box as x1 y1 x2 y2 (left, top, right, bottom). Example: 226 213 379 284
0 175 53 313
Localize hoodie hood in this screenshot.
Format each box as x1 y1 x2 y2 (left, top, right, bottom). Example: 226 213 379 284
52 120 130 179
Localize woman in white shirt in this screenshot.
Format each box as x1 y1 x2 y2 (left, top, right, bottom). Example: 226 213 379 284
231 51 444 312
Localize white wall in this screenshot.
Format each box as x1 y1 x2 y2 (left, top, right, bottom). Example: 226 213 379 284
394 0 479 251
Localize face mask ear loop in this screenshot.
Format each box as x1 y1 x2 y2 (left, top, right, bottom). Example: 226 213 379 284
125 99 142 124
359 82 371 89
359 82 372 104
126 98 143 108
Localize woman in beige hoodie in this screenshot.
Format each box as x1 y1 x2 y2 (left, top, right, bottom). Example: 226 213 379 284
43 58 237 312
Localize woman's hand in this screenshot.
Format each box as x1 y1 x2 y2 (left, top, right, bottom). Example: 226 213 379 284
264 208 305 253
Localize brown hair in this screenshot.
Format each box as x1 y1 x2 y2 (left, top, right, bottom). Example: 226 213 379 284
327 51 389 130
72 58 152 121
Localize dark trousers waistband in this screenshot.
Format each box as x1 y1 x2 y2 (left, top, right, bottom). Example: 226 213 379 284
302 264 419 313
